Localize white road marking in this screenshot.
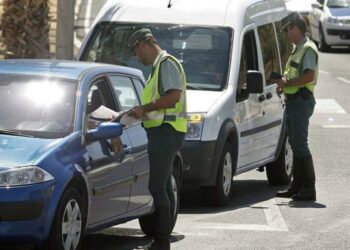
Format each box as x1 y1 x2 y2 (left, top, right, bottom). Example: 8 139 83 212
336 77 350 85
322 125 350 129
315 99 346 114
319 70 330 74
111 199 288 234
194 199 288 232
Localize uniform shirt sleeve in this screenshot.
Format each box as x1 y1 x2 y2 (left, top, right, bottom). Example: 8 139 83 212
158 58 183 96
301 48 318 73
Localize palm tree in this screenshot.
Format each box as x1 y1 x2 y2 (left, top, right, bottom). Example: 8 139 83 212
1 0 50 59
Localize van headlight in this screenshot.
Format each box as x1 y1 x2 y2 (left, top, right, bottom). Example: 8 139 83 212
0 166 55 187
328 17 340 23
186 113 205 140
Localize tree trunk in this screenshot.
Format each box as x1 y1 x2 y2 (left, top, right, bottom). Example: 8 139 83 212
1 0 50 59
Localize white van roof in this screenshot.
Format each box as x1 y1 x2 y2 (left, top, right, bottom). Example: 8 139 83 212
94 0 287 28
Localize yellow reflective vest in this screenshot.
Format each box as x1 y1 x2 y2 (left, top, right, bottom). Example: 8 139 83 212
141 52 187 133
284 38 318 94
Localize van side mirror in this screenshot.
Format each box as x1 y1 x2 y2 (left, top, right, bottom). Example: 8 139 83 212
312 2 323 9
246 70 264 94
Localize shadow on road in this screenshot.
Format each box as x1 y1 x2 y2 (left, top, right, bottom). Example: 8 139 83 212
321 47 350 54
180 177 327 215
180 178 283 215
83 229 185 250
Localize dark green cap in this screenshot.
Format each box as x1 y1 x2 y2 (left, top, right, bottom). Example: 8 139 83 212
280 11 303 32
128 28 153 48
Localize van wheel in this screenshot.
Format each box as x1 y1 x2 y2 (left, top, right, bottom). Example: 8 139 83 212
46 187 85 250
202 142 233 206
139 172 180 236
319 26 330 52
266 135 293 185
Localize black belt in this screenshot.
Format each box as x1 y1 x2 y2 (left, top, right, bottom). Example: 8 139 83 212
285 87 313 101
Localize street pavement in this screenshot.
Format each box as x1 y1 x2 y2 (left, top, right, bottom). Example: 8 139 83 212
82 49 350 249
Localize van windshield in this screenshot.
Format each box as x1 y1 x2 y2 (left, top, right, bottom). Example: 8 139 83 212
80 22 233 91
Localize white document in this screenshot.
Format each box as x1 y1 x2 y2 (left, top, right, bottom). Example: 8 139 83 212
119 114 140 126
89 105 120 121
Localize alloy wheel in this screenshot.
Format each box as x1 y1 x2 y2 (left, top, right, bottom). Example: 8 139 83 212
61 199 82 250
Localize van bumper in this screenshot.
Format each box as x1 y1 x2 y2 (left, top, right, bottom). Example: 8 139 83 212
181 140 217 187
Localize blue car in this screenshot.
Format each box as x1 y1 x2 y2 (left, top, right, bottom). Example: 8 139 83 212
0 60 183 250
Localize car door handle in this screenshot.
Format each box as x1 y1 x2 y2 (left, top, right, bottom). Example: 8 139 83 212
258 95 265 102
123 144 132 154
266 92 273 100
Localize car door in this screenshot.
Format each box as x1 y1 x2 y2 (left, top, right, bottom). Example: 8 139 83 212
254 23 285 161
107 75 151 211
236 27 266 169
85 77 133 224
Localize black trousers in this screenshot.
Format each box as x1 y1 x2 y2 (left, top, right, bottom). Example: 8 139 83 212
146 124 185 240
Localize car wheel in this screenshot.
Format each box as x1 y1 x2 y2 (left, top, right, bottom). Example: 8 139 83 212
202 142 234 206
139 171 180 236
46 187 85 250
266 135 293 185
319 26 330 52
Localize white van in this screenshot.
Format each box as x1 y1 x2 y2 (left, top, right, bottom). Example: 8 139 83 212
77 0 293 206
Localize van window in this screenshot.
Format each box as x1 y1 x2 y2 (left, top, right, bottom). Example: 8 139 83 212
274 21 293 73
237 30 258 102
80 22 232 91
257 23 281 86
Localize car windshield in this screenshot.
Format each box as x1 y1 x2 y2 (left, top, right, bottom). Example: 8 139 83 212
0 74 78 138
327 0 350 7
80 22 233 91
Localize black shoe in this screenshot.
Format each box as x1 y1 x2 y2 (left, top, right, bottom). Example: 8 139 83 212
275 188 299 198
292 188 316 201
148 238 170 250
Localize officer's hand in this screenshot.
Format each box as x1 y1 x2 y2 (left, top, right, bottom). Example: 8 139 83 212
128 106 145 119
276 77 287 89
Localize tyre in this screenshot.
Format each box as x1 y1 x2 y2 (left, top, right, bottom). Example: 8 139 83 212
202 142 234 206
139 171 180 236
266 135 293 185
319 26 330 52
46 187 85 250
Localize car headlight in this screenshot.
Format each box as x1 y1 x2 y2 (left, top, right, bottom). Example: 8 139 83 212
0 166 55 187
186 113 205 140
328 17 340 23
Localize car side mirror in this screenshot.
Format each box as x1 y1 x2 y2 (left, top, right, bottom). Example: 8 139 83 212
246 70 264 94
86 122 123 141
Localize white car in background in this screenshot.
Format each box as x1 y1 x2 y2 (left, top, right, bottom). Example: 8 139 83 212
309 0 350 51
285 0 317 25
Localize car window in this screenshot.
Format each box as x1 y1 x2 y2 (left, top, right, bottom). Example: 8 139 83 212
257 23 282 86
327 0 350 7
131 78 144 99
86 78 117 130
108 75 140 111
0 74 77 138
236 30 258 102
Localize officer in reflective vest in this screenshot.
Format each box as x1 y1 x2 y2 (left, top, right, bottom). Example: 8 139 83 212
275 12 318 201
127 28 187 249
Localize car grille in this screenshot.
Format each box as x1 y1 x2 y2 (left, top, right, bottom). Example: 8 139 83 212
327 29 350 36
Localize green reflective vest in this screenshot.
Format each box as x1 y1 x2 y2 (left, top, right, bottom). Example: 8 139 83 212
141 52 187 133
284 38 318 94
